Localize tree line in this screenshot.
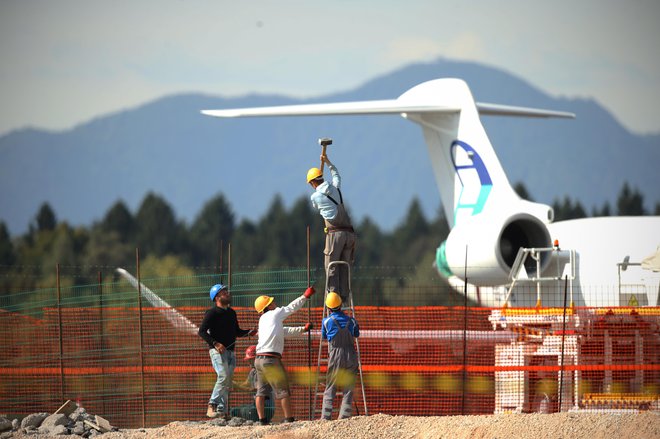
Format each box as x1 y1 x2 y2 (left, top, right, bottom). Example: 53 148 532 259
0 181 657 301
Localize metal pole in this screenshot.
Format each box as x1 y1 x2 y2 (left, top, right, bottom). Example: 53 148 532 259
536 251 541 307
98 271 106 417
228 243 232 290
136 248 146 427
56 263 65 404
558 275 569 412
218 239 224 279
306 226 312 420
461 246 468 415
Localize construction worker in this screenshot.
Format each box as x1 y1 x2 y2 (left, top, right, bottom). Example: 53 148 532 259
307 152 356 304
321 292 360 420
253 287 316 424
198 283 256 419
230 345 275 422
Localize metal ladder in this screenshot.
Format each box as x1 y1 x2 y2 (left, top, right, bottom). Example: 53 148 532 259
313 260 368 419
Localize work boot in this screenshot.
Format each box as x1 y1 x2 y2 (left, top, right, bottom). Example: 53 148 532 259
206 404 219 418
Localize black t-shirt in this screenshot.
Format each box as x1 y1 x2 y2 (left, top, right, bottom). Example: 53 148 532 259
198 306 249 351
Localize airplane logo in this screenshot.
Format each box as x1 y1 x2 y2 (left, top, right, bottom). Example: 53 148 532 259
451 140 493 225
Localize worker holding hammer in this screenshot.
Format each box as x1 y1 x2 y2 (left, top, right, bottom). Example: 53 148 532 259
307 139 356 304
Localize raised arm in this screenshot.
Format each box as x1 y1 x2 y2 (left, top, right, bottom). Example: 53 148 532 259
322 154 340 188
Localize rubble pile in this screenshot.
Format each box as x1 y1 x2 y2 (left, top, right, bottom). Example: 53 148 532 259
0 400 117 438
0 399 265 438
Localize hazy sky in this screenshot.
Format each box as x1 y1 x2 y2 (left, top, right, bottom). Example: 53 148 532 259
1 0 659 136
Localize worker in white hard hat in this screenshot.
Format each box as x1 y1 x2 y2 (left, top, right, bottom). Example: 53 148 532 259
252 286 316 424
320 291 360 420
307 151 356 304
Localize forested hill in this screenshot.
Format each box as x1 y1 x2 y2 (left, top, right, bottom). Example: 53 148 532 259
1 57 660 237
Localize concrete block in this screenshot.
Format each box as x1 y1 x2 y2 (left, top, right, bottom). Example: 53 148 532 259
94 415 113 432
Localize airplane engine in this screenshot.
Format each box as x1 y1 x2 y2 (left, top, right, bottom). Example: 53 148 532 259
437 212 552 286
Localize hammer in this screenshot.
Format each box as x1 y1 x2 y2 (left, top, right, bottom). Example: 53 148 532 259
319 137 332 173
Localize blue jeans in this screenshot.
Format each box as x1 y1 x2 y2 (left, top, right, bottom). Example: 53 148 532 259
209 349 236 413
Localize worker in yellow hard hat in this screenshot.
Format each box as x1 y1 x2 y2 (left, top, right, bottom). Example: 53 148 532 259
320 291 360 420
307 149 356 305
252 286 316 424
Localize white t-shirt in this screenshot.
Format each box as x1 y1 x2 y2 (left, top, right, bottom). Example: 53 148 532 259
256 295 307 355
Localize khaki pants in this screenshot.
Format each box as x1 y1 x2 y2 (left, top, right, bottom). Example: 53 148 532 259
254 356 290 399
324 231 356 302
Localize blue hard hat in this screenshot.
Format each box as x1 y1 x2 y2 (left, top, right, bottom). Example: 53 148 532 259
209 284 228 301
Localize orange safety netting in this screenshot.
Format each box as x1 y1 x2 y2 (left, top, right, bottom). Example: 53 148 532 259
1 305 659 427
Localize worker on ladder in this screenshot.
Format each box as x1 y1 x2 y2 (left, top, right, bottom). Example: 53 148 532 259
320 291 360 420
307 150 356 305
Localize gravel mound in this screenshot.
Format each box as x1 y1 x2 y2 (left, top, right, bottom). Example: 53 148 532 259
7 411 656 439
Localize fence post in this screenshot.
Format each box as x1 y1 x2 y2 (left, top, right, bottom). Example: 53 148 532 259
136 248 146 427
98 270 106 418
306 225 312 420
228 243 232 290
56 263 65 404
461 246 468 415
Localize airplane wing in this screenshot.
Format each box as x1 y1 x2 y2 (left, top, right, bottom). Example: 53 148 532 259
116 268 199 335
201 101 574 119
201 100 458 118
476 103 575 119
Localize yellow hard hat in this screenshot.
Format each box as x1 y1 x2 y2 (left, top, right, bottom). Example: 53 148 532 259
306 167 323 183
325 292 342 309
254 295 274 313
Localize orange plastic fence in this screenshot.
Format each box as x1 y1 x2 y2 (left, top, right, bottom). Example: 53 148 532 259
1 305 658 427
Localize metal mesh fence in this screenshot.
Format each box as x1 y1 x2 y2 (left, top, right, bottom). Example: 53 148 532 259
1 267 659 427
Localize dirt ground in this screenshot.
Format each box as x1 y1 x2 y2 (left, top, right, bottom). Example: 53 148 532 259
9 411 660 439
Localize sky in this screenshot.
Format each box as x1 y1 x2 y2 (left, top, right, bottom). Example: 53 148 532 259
1 0 659 136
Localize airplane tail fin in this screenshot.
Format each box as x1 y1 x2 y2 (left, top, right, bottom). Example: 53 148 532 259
202 78 574 284
396 79 572 228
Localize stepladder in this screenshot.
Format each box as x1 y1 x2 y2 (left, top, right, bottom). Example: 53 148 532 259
314 260 368 419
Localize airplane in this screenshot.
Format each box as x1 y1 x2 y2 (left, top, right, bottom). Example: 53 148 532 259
201 78 660 309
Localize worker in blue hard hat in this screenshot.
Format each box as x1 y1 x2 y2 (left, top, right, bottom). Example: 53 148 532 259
198 283 257 419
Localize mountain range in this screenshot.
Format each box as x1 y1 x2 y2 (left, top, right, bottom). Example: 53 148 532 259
1 58 659 236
